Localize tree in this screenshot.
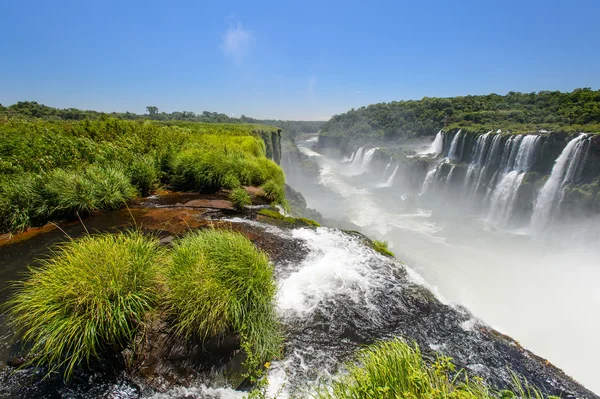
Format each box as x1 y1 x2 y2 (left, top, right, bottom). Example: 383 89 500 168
146 106 159 115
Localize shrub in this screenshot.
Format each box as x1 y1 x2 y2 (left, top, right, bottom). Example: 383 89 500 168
129 155 158 196
7 232 163 379
166 229 282 363
372 240 394 257
314 339 551 399
229 187 252 209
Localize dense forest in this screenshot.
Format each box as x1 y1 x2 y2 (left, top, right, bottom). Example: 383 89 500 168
320 88 600 142
0 101 324 137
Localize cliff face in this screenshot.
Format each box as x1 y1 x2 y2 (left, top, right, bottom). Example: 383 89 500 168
259 128 282 164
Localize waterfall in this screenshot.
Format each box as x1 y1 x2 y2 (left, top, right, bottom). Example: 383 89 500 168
530 134 590 232
447 130 462 160
361 147 379 169
487 135 540 225
380 164 399 188
421 130 443 156
463 132 493 198
420 167 438 195
381 158 392 181
352 147 365 168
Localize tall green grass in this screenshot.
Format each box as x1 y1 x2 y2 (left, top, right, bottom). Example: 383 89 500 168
313 339 555 399
0 118 286 233
166 229 282 364
7 232 164 379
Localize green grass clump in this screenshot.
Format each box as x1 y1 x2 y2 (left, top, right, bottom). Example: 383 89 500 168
314 339 553 399
372 240 394 257
258 208 319 227
128 155 158 196
166 229 282 363
0 173 43 233
261 179 286 205
7 232 163 379
42 164 137 217
229 187 252 209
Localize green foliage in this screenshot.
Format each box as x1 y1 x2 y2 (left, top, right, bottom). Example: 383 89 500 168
321 88 600 142
258 208 320 227
371 240 394 257
261 180 286 205
0 117 287 233
166 229 282 363
128 155 158 196
42 165 137 217
313 339 555 399
7 232 163 379
230 188 252 209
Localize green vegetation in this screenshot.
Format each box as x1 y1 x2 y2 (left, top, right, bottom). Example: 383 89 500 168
7 232 163 379
258 208 320 227
314 339 554 399
229 188 252 209
166 229 282 364
7 228 283 380
371 240 394 257
321 88 600 142
0 116 285 233
0 101 324 134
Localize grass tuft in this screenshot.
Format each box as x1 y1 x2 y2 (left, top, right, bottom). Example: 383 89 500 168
7 231 164 379
372 240 394 257
229 187 253 210
314 339 555 399
166 229 282 363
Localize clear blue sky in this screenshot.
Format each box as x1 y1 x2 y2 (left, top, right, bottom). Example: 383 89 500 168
1 0 599 120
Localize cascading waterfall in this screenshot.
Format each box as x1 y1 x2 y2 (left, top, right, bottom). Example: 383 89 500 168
421 130 443 156
421 166 440 195
486 135 540 225
381 158 392 181
379 164 399 188
361 147 379 170
530 134 590 233
351 147 365 167
447 129 463 160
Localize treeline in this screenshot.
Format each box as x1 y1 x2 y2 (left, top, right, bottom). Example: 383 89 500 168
0 101 324 136
321 88 600 141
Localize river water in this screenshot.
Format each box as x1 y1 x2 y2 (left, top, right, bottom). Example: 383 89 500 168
285 135 600 394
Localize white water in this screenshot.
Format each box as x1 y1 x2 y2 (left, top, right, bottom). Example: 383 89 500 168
486 135 540 225
530 134 589 234
447 129 462 160
287 137 600 394
377 164 399 188
421 130 443 156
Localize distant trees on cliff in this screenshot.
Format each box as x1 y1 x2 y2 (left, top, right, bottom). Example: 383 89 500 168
321 88 600 140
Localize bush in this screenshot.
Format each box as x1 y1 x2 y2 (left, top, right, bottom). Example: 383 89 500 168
229 187 252 209
7 232 163 379
166 229 282 363
372 240 394 257
129 155 158 196
314 339 551 399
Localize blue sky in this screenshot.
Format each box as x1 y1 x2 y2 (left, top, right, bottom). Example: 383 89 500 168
1 0 599 120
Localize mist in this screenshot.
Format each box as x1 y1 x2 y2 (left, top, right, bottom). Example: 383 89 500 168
283 134 600 394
